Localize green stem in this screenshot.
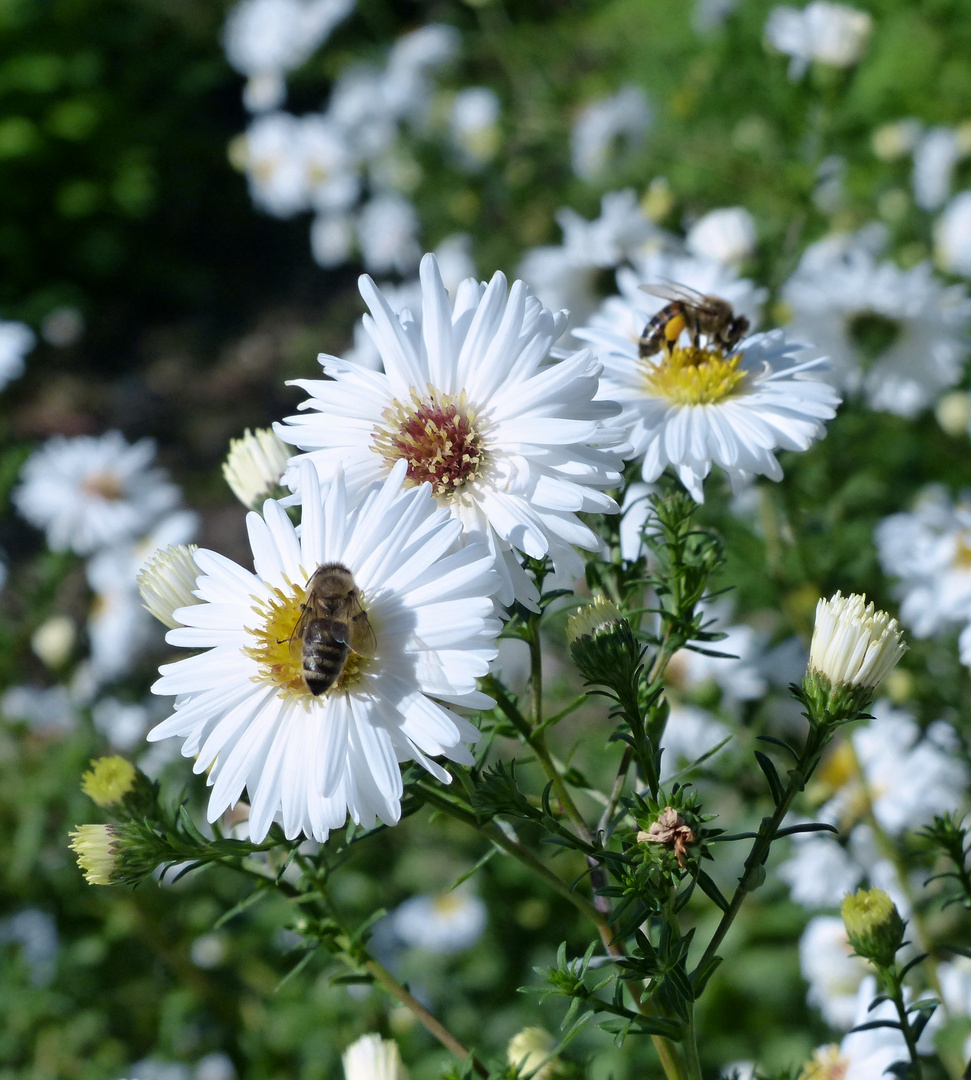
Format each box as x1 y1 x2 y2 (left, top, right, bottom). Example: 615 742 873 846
694 726 829 979
683 1003 704 1080
364 958 489 1077
885 967 924 1080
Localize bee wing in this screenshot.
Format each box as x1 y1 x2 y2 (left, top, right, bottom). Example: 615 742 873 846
639 280 722 313
348 610 377 658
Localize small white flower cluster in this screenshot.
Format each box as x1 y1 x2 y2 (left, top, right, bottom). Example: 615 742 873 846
570 85 652 184
226 10 465 275
0 316 35 391
11 431 197 705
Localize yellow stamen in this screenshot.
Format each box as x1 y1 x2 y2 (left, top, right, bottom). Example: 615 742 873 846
642 345 746 406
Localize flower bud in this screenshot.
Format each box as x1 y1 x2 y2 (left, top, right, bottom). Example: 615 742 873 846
222 427 290 510
508 1027 556 1080
802 592 906 724
567 597 640 687
841 887 906 969
342 1034 408 1080
69 824 123 885
81 756 136 807
137 543 200 629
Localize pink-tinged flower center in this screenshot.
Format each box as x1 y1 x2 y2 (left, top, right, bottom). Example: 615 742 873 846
82 471 125 501
372 386 485 498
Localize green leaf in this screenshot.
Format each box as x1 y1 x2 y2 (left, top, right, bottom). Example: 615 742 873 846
754 751 785 806
695 869 730 913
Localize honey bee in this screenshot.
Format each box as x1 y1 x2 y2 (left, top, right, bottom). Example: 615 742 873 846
291 562 376 695
637 282 750 359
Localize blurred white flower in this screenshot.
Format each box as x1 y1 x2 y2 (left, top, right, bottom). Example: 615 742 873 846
382 24 460 127
223 0 354 112
821 701 968 837
686 207 756 266
659 703 731 782
777 830 862 909
449 86 500 169
782 230 971 417
357 193 421 275
935 190 971 277
0 685 77 735
391 887 486 953
799 915 870 1029
694 0 738 33
14 432 182 556
517 189 659 325
765 1 873 80
913 127 963 212
92 697 151 752
238 112 308 217
570 85 651 183
875 485 971 638
310 211 354 268
300 115 360 212
343 1034 407 1080
871 119 922 162
39 305 83 348
0 908 58 986
0 318 34 389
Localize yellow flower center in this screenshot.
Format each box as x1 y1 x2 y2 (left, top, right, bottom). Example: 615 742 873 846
243 577 371 701
797 1045 848 1080
953 531 971 569
641 345 746 406
372 385 485 498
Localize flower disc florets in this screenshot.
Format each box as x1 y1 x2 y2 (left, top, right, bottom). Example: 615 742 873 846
372 385 486 497
641 345 746 406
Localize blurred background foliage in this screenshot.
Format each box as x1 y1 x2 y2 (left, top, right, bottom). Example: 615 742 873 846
2 0 971 1078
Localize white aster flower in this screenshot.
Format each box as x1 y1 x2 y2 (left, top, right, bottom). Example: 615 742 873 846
799 915 870 1029
875 486 971 639
310 211 354 268
809 593 906 691
686 207 756 266
0 318 34 389
449 86 501 170
913 126 963 212
343 1034 407 1080
238 111 308 217
382 24 459 126
820 702 967 837
356 193 421 276
300 114 360 213
223 0 354 112
782 230 971 417
149 462 499 843
777 830 862 910
935 190 971 277
575 271 836 501
765 1 873 80
570 85 652 184
277 253 624 607
13 432 181 556
391 886 486 953
659 703 731 782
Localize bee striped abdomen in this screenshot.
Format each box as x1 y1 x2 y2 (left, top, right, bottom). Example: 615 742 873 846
301 617 350 695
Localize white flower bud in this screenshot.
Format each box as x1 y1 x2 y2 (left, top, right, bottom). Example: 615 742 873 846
809 591 906 690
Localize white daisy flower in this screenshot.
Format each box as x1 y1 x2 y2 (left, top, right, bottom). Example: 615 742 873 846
343 1034 407 1080
570 85 652 184
149 461 499 843
685 207 756 266
277 253 624 607
0 318 34 389
935 190 971 277
390 886 487 953
13 432 182 556
574 273 837 502
765 1 872 81
874 485 971 638
782 230 971 417
449 86 501 170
